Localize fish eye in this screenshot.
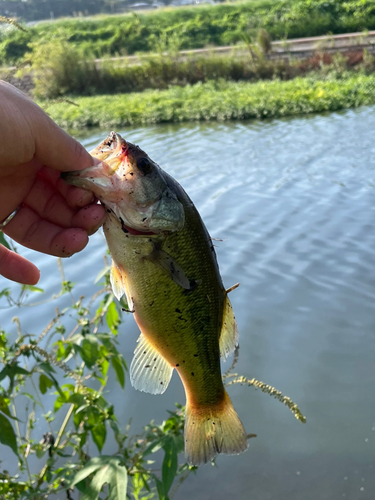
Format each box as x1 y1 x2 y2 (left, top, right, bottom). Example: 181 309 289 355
136 157 154 175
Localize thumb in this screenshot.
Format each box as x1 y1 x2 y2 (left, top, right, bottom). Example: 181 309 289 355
1 81 97 173
32 110 98 173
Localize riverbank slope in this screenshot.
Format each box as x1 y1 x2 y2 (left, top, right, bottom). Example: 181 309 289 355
43 73 375 130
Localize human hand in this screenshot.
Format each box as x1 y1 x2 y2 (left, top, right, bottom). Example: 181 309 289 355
0 81 106 285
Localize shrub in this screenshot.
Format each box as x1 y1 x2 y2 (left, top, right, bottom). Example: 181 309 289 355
27 39 98 99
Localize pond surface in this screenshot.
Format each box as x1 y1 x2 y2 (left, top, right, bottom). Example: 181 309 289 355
2 107 375 499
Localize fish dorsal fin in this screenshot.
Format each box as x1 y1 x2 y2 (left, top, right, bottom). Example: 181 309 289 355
146 247 190 290
110 261 134 311
219 293 239 359
130 333 174 394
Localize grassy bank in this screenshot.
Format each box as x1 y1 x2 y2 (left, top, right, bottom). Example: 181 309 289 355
43 73 375 130
2 0 375 64
22 36 374 99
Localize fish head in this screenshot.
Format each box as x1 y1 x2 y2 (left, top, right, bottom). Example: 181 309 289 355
62 132 185 234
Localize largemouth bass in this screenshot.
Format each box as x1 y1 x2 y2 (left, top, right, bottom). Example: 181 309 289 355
63 132 248 465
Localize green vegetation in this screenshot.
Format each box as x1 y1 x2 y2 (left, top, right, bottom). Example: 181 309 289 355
0 256 192 500
24 37 299 99
0 239 305 499
12 34 373 100
2 0 375 64
42 74 375 130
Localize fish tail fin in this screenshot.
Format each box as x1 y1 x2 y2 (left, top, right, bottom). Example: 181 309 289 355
184 390 248 466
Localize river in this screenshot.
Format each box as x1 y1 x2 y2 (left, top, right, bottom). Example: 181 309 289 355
1 106 375 499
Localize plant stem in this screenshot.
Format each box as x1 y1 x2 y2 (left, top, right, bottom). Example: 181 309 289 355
30 376 54 435
55 403 75 448
36 404 75 488
11 402 32 482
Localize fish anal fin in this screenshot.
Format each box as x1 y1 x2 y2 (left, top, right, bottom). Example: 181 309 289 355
110 261 134 310
146 247 190 290
130 333 173 395
185 390 248 466
219 293 239 359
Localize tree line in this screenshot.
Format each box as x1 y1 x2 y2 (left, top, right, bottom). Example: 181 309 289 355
0 0 132 22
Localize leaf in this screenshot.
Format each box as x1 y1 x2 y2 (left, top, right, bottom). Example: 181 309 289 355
0 232 10 250
24 285 44 293
66 459 104 489
0 413 18 456
80 336 100 368
161 436 178 495
0 364 29 382
35 443 46 459
39 361 57 374
107 460 128 500
39 374 53 395
91 421 107 453
0 288 10 299
106 301 119 334
68 393 85 407
66 456 120 491
111 356 125 388
143 437 163 457
0 395 11 417
20 392 42 408
81 466 110 500
101 358 110 378
154 477 167 500
54 392 69 412
95 265 111 284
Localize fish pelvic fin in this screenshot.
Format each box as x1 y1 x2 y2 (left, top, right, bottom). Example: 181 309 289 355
184 390 248 466
219 293 239 359
110 261 134 310
130 333 173 395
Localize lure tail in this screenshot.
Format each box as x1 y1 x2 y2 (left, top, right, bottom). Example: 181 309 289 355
184 390 248 466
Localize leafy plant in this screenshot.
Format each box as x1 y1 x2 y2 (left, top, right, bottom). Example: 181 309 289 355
23 38 99 99
0 229 306 499
0 254 194 499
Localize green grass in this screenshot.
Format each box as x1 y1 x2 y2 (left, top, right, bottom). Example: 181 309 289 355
2 0 375 64
43 73 375 130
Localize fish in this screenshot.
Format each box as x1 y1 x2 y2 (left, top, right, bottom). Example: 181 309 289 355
63 132 248 465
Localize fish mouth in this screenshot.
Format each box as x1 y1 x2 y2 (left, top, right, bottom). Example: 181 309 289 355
63 131 185 235
106 208 157 236
91 131 124 159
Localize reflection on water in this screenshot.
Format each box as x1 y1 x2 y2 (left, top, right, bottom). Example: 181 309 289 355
2 107 375 499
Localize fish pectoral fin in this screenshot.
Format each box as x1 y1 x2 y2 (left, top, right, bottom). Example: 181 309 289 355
130 333 173 395
110 262 124 300
145 247 191 290
110 261 134 311
219 293 239 359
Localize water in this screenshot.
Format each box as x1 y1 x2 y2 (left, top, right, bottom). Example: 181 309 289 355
2 107 375 499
